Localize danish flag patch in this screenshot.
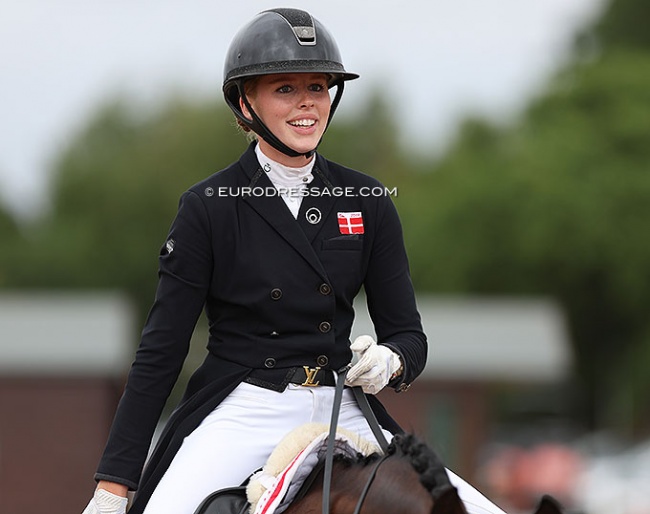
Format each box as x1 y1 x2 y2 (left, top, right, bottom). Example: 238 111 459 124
337 211 364 234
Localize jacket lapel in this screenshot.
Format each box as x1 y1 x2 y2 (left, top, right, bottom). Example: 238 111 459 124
239 145 329 280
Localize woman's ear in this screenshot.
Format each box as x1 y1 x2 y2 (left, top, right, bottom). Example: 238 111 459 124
239 96 253 122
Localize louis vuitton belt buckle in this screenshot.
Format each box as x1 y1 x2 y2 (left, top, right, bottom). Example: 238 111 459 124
290 366 335 387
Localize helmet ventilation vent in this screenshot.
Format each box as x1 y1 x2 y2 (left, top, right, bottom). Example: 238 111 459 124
265 8 316 45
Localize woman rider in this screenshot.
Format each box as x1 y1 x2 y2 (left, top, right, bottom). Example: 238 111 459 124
81 8 506 514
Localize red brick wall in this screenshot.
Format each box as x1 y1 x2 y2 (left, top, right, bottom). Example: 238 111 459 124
0 377 122 514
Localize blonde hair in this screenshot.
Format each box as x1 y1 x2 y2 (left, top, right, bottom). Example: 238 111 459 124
234 77 260 136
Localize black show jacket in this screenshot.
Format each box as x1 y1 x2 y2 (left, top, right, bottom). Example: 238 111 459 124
95 144 427 513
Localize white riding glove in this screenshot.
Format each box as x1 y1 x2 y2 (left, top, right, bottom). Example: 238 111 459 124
81 489 128 514
345 335 402 395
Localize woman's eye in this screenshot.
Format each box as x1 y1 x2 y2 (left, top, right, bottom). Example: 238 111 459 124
309 83 326 92
277 85 293 93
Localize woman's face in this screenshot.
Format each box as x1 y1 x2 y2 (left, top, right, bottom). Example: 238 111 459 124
240 73 331 166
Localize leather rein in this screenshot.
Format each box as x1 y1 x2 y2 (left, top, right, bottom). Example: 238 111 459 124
319 366 391 514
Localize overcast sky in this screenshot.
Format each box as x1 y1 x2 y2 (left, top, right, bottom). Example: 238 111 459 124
1 0 604 218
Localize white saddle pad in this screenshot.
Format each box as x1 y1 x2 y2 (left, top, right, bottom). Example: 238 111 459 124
246 423 381 514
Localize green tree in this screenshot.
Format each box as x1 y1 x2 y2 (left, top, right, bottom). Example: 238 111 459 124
0 200 21 287
399 22 650 434
591 0 650 50
9 97 246 320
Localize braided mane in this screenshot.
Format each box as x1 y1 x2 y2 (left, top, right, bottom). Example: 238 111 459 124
389 433 453 496
329 432 451 495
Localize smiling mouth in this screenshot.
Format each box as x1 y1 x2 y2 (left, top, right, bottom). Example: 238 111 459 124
288 119 316 127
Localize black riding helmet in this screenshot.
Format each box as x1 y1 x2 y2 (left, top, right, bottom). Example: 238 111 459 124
223 8 359 158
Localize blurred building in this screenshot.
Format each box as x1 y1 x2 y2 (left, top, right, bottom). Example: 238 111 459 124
0 292 133 514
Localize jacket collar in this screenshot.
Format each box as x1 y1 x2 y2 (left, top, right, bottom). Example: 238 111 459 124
238 142 335 184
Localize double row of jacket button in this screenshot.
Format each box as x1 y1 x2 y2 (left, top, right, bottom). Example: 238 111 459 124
270 283 332 301
268 285 332 334
264 355 329 368
267 283 332 362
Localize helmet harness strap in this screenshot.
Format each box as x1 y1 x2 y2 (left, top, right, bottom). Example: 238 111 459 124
233 78 346 159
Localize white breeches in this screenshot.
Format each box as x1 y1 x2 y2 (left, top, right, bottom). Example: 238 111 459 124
142 382 506 514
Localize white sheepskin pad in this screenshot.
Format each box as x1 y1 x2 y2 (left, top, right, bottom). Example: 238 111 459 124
246 423 381 514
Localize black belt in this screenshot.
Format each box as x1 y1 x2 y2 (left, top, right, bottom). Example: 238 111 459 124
244 366 337 392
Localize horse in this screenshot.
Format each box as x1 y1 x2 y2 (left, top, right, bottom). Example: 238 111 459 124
194 431 565 514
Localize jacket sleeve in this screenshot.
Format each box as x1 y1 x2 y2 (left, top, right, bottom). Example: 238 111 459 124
363 195 427 392
95 190 213 488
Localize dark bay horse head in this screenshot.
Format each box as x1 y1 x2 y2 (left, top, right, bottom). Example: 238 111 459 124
283 433 565 514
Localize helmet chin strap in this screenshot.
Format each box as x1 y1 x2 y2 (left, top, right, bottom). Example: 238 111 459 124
233 79 345 160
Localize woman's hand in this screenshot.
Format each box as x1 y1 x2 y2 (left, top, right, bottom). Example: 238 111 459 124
345 335 402 394
81 484 128 514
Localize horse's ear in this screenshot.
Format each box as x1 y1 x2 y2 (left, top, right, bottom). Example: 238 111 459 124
430 486 468 514
532 495 564 514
